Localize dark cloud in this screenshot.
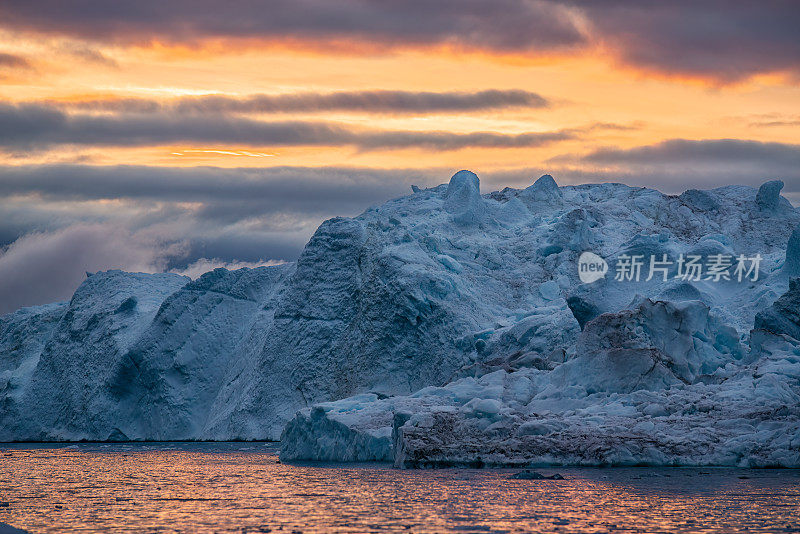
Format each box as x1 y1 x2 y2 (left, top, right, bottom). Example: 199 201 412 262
60 89 549 114
0 52 32 69
62 44 119 67
178 232 305 268
355 130 572 151
575 139 800 168
749 119 800 128
0 163 433 243
571 0 800 82
0 103 573 151
0 164 435 211
0 0 584 51
2 2 798 81
546 138 800 195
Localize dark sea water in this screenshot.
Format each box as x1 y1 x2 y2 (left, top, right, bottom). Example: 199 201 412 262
0 443 798 533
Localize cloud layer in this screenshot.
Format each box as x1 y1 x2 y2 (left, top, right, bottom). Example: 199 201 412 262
0 223 181 313
57 89 549 114
0 103 572 151
0 52 31 69
2 1 798 81
576 0 800 82
581 138 800 167
548 138 800 197
0 164 432 211
0 0 584 51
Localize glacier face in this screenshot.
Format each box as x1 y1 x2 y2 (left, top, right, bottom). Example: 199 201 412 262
1 170 799 468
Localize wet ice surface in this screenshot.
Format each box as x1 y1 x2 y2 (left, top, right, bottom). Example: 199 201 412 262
0 443 799 534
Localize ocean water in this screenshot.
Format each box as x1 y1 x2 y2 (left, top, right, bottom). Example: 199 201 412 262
0 443 798 533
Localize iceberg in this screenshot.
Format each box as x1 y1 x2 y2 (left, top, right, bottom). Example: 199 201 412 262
1 170 799 468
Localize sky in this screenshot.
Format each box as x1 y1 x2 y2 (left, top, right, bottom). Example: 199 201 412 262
0 0 799 313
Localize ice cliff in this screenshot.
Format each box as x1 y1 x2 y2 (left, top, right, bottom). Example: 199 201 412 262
1 170 799 468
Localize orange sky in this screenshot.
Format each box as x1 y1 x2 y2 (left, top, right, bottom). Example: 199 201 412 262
2 27 799 185
1 1 800 310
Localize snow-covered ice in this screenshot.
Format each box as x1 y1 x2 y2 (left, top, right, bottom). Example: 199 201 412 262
1 170 799 468
0 271 189 441
279 171 800 466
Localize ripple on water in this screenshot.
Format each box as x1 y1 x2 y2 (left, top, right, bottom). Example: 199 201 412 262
0 443 798 533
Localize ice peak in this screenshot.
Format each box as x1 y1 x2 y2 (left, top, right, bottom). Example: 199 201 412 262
519 173 562 205
443 170 484 224
444 170 480 199
756 179 784 211
533 173 559 191
755 277 800 341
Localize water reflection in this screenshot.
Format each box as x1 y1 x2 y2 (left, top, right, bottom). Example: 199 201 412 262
0 443 798 533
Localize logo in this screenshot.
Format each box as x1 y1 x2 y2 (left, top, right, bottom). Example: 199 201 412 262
578 251 608 283
577 251 762 285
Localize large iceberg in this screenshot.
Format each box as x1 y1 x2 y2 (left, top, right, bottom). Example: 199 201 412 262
1 170 799 467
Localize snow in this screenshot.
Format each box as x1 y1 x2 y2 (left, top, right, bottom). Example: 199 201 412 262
2 170 800 468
